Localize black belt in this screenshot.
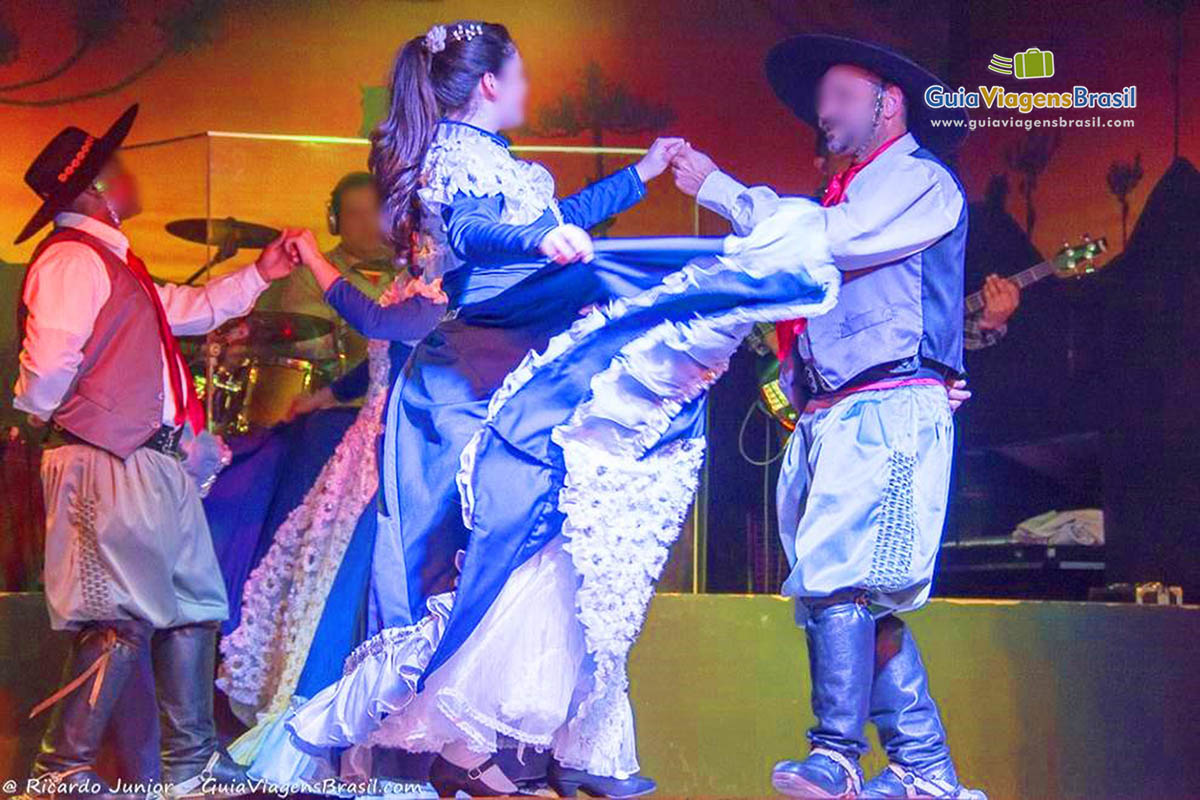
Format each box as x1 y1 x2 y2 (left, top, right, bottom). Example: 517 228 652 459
46 424 184 458
800 357 957 398
142 424 185 457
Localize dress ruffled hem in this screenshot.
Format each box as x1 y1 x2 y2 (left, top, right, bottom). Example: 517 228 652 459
288 594 452 750
281 539 629 773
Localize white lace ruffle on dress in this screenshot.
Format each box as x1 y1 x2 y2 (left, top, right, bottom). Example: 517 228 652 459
217 338 391 722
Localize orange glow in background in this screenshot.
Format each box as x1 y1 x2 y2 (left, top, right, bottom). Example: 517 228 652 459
0 0 1195 280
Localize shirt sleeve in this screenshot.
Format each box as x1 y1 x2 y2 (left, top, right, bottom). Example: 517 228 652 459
697 171 783 237
13 243 111 420
963 310 1007 351
819 159 964 272
557 166 646 230
699 159 965 274
324 278 445 344
443 192 560 264
158 262 269 336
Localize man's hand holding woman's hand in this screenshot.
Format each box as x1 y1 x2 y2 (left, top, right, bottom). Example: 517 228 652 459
669 143 719 197
397 275 448 305
278 228 346 292
255 232 302 281
634 137 687 183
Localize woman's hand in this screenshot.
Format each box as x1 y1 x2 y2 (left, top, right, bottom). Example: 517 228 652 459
634 137 686 183
283 228 343 291
539 224 594 264
398 275 448 305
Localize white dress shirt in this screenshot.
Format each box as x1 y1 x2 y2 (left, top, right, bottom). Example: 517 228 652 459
697 133 964 272
14 213 269 425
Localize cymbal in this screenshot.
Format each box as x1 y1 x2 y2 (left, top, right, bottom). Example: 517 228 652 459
215 310 334 346
166 217 280 249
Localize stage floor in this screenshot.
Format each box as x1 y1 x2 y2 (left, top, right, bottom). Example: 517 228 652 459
3 593 1199 799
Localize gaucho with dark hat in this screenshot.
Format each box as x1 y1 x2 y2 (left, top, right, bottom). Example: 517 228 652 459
670 35 985 799
12 105 297 799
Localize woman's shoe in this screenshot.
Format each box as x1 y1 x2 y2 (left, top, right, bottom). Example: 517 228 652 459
429 754 519 797
547 761 656 798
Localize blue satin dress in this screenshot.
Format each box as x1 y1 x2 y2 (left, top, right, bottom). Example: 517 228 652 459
325 122 649 645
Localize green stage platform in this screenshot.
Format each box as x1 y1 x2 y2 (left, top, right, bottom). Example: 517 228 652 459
3 593 1199 798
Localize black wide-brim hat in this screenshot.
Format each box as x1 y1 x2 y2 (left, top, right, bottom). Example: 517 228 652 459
765 35 967 154
15 104 139 244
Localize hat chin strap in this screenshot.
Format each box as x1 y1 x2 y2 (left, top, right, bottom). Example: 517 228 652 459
93 184 122 228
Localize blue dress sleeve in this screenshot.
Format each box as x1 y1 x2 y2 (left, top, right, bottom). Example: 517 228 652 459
442 167 645 264
330 359 370 402
557 166 646 230
324 278 445 343
443 193 558 264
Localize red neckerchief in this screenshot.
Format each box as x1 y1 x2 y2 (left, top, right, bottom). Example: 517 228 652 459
774 132 906 361
124 248 206 432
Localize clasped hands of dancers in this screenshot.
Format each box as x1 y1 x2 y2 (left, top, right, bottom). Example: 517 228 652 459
14 15 986 800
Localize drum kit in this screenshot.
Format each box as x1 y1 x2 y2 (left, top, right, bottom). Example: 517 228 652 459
170 216 335 435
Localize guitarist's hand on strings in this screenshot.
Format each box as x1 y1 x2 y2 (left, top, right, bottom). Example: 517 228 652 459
979 274 1020 331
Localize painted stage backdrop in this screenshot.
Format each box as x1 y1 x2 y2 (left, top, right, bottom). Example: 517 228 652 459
0 0 1194 276
1 0 1199 593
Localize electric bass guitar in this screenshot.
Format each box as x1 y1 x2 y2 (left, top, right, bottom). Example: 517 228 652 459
755 234 1109 430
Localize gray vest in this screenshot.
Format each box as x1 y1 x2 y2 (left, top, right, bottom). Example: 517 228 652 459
797 147 967 392
21 228 165 458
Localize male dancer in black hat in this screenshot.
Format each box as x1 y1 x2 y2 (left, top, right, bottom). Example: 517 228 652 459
672 36 986 800
12 105 296 799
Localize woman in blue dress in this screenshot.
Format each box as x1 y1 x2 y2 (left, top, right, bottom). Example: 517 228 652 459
260 19 840 799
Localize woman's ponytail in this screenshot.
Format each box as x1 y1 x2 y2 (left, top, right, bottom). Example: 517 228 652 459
370 36 439 255
370 22 516 260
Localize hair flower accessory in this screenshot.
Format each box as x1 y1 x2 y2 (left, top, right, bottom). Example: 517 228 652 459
424 24 447 53
450 23 483 43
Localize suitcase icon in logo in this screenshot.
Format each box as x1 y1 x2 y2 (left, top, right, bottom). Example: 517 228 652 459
1013 48 1055 79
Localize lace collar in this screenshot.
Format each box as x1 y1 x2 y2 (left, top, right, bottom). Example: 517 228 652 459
436 119 509 149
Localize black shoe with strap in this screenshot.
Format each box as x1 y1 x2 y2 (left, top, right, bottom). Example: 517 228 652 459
429 754 526 797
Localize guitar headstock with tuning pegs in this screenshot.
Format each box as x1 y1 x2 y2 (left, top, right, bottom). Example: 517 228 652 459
1051 234 1109 279
964 232 1111 315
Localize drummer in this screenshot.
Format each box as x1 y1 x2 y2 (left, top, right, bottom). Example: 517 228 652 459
255 172 404 384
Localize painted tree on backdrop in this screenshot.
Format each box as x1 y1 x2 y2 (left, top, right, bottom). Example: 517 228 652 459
1106 154 1144 248
1006 130 1062 237
0 0 222 107
527 62 675 234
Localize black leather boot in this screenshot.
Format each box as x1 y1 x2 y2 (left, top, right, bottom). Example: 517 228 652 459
26 620 152 800
151 622 247 799
109 647 161 785
772 598 874 799
861 616 986 799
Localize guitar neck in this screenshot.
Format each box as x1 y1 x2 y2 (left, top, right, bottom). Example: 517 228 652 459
964 259 1056 313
